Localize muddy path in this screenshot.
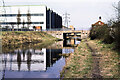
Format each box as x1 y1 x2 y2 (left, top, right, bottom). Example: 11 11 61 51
86 41 103 78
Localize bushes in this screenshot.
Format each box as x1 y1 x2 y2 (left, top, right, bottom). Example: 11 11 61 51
90 25 107 39
89 25 114 44
103 33 114 44
90 20 120 49
112 22 120 48
102 27 114 44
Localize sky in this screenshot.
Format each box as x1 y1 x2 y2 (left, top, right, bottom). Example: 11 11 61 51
1 0 120 30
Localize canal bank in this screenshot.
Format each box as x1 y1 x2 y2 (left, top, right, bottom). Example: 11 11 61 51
1 34 81 78
61 39 120 78
61 39 92 78
2 31 59 46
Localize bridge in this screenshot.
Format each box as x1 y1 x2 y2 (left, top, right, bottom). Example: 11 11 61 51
44 30 90 40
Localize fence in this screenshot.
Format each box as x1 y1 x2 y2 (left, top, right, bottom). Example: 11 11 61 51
2 28 72 31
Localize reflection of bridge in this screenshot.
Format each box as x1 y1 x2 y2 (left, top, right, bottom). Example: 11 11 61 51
44 30 90 39
46 39 80 49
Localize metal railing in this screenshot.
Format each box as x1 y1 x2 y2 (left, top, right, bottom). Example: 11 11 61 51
2 28 72 31
43 28 71 31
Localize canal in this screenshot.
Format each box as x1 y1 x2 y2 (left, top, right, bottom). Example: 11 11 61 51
0 39 80 79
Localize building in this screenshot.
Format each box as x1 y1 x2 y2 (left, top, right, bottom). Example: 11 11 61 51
0 5 62 31
68 25 75 30
92 16 106 27
46 8 62 30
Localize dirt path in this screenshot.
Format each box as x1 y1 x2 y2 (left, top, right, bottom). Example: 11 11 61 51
86 41 103 78
61 39 120 78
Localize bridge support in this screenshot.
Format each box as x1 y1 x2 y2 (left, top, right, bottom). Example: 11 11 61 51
63 33 67 40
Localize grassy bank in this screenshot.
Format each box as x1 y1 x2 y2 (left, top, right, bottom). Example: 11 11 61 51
93 40 120 78
2 31 59 46
61 39 120 78
61 39 92 78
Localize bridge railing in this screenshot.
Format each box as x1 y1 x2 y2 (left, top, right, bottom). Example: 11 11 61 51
42 28 71 31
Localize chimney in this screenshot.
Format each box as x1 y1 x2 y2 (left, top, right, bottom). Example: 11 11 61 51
99 16 101 21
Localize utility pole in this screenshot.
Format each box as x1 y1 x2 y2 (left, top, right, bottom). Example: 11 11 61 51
63 12 70 28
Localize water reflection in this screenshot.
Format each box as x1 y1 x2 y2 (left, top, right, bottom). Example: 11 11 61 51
63 38 80 47
1 39 80 78
17 51 21 71
1 48 63 71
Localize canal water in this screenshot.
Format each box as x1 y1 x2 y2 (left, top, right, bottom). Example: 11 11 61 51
0 39 80 79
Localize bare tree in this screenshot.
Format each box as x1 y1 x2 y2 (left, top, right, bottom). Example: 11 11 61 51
22 19 25 31
17 9 21 31
107 2 120 48
11 23 14 31
27 9 31 30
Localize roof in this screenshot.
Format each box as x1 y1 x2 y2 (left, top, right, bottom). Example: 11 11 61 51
0 5 47 7
69 25 74 28
92 21 105 26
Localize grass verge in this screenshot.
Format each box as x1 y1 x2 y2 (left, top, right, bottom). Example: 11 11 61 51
2 31 59 46
61 38 120 78
61 39 92 78
93 39 120 78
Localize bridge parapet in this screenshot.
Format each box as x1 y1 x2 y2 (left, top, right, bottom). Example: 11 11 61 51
44 30 90 39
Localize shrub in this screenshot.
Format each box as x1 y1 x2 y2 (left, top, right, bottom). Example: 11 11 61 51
89 24 114 44
112 22 120 48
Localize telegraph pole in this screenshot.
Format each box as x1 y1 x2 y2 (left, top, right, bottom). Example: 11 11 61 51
63 12 70 28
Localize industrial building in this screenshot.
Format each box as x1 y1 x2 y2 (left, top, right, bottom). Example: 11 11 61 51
0 5 62 31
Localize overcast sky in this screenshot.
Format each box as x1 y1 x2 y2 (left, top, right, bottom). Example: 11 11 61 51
1 0 120 30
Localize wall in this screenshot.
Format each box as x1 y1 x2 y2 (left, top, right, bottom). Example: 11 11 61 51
46 30 90 40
